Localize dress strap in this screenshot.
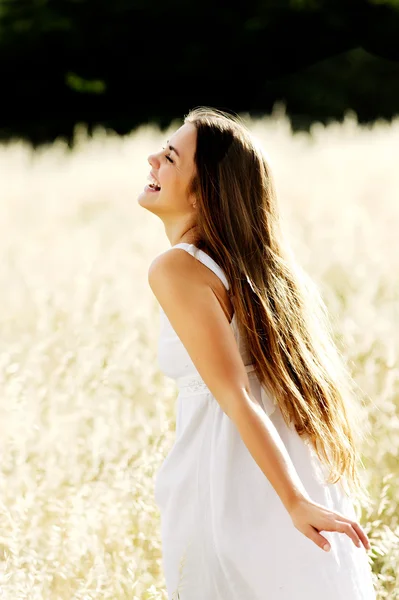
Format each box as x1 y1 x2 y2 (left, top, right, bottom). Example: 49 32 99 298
172 243 230 291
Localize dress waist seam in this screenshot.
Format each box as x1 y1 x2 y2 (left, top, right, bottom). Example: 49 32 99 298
176 365 257 397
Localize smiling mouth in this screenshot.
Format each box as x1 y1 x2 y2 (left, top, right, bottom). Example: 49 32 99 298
148 182 161 191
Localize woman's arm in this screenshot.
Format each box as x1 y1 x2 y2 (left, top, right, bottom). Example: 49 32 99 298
149 248 370 552
229 396 311 512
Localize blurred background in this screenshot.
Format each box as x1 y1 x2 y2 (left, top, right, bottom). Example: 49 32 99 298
0 1 398 599
0 0 399 144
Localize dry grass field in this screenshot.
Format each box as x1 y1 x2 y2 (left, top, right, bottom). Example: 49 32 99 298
0 108 398 598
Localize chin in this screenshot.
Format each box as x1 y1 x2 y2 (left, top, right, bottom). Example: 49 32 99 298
137 192 162 217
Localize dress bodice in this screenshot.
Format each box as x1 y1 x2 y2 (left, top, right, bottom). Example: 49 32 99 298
156 243 278 415
157 243 251 379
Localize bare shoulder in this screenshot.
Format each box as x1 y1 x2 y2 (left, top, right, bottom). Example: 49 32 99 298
148 247 207 294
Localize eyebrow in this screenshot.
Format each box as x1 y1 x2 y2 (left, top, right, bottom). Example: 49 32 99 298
166 140 180 158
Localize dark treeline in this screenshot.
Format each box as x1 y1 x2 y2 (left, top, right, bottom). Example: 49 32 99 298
1 0 399 145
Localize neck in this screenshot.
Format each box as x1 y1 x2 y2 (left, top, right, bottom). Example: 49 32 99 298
167 223 199 247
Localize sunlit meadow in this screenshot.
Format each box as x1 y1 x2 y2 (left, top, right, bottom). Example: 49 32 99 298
0 107 398 599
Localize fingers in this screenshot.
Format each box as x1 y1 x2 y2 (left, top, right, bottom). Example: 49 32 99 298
305 526 331 552
329 512 371 550
334 521 362 548
306 520 368 553
338 519 371 550
352 521 371 550
293 500 372 553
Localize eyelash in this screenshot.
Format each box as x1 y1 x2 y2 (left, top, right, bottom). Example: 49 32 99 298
162 147 174 163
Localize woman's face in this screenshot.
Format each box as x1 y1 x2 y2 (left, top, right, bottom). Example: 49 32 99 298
138 122 198 219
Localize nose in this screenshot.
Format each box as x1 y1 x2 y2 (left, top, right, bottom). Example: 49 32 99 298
148 152 161 168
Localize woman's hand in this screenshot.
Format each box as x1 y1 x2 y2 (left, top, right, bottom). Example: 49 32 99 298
289 497 371 553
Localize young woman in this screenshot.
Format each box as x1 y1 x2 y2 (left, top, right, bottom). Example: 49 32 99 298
138 107 376 599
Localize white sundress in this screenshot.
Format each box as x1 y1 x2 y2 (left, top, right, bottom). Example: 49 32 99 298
154 242 376 600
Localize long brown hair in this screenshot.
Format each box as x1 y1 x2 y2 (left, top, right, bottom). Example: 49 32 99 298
184 106 371 508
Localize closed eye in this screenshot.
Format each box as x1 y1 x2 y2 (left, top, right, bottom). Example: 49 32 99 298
162 146 174 163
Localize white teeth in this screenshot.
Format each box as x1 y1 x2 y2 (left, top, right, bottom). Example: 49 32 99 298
147 174 160 188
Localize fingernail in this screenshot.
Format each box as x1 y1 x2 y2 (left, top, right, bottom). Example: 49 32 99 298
323 543 330 552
